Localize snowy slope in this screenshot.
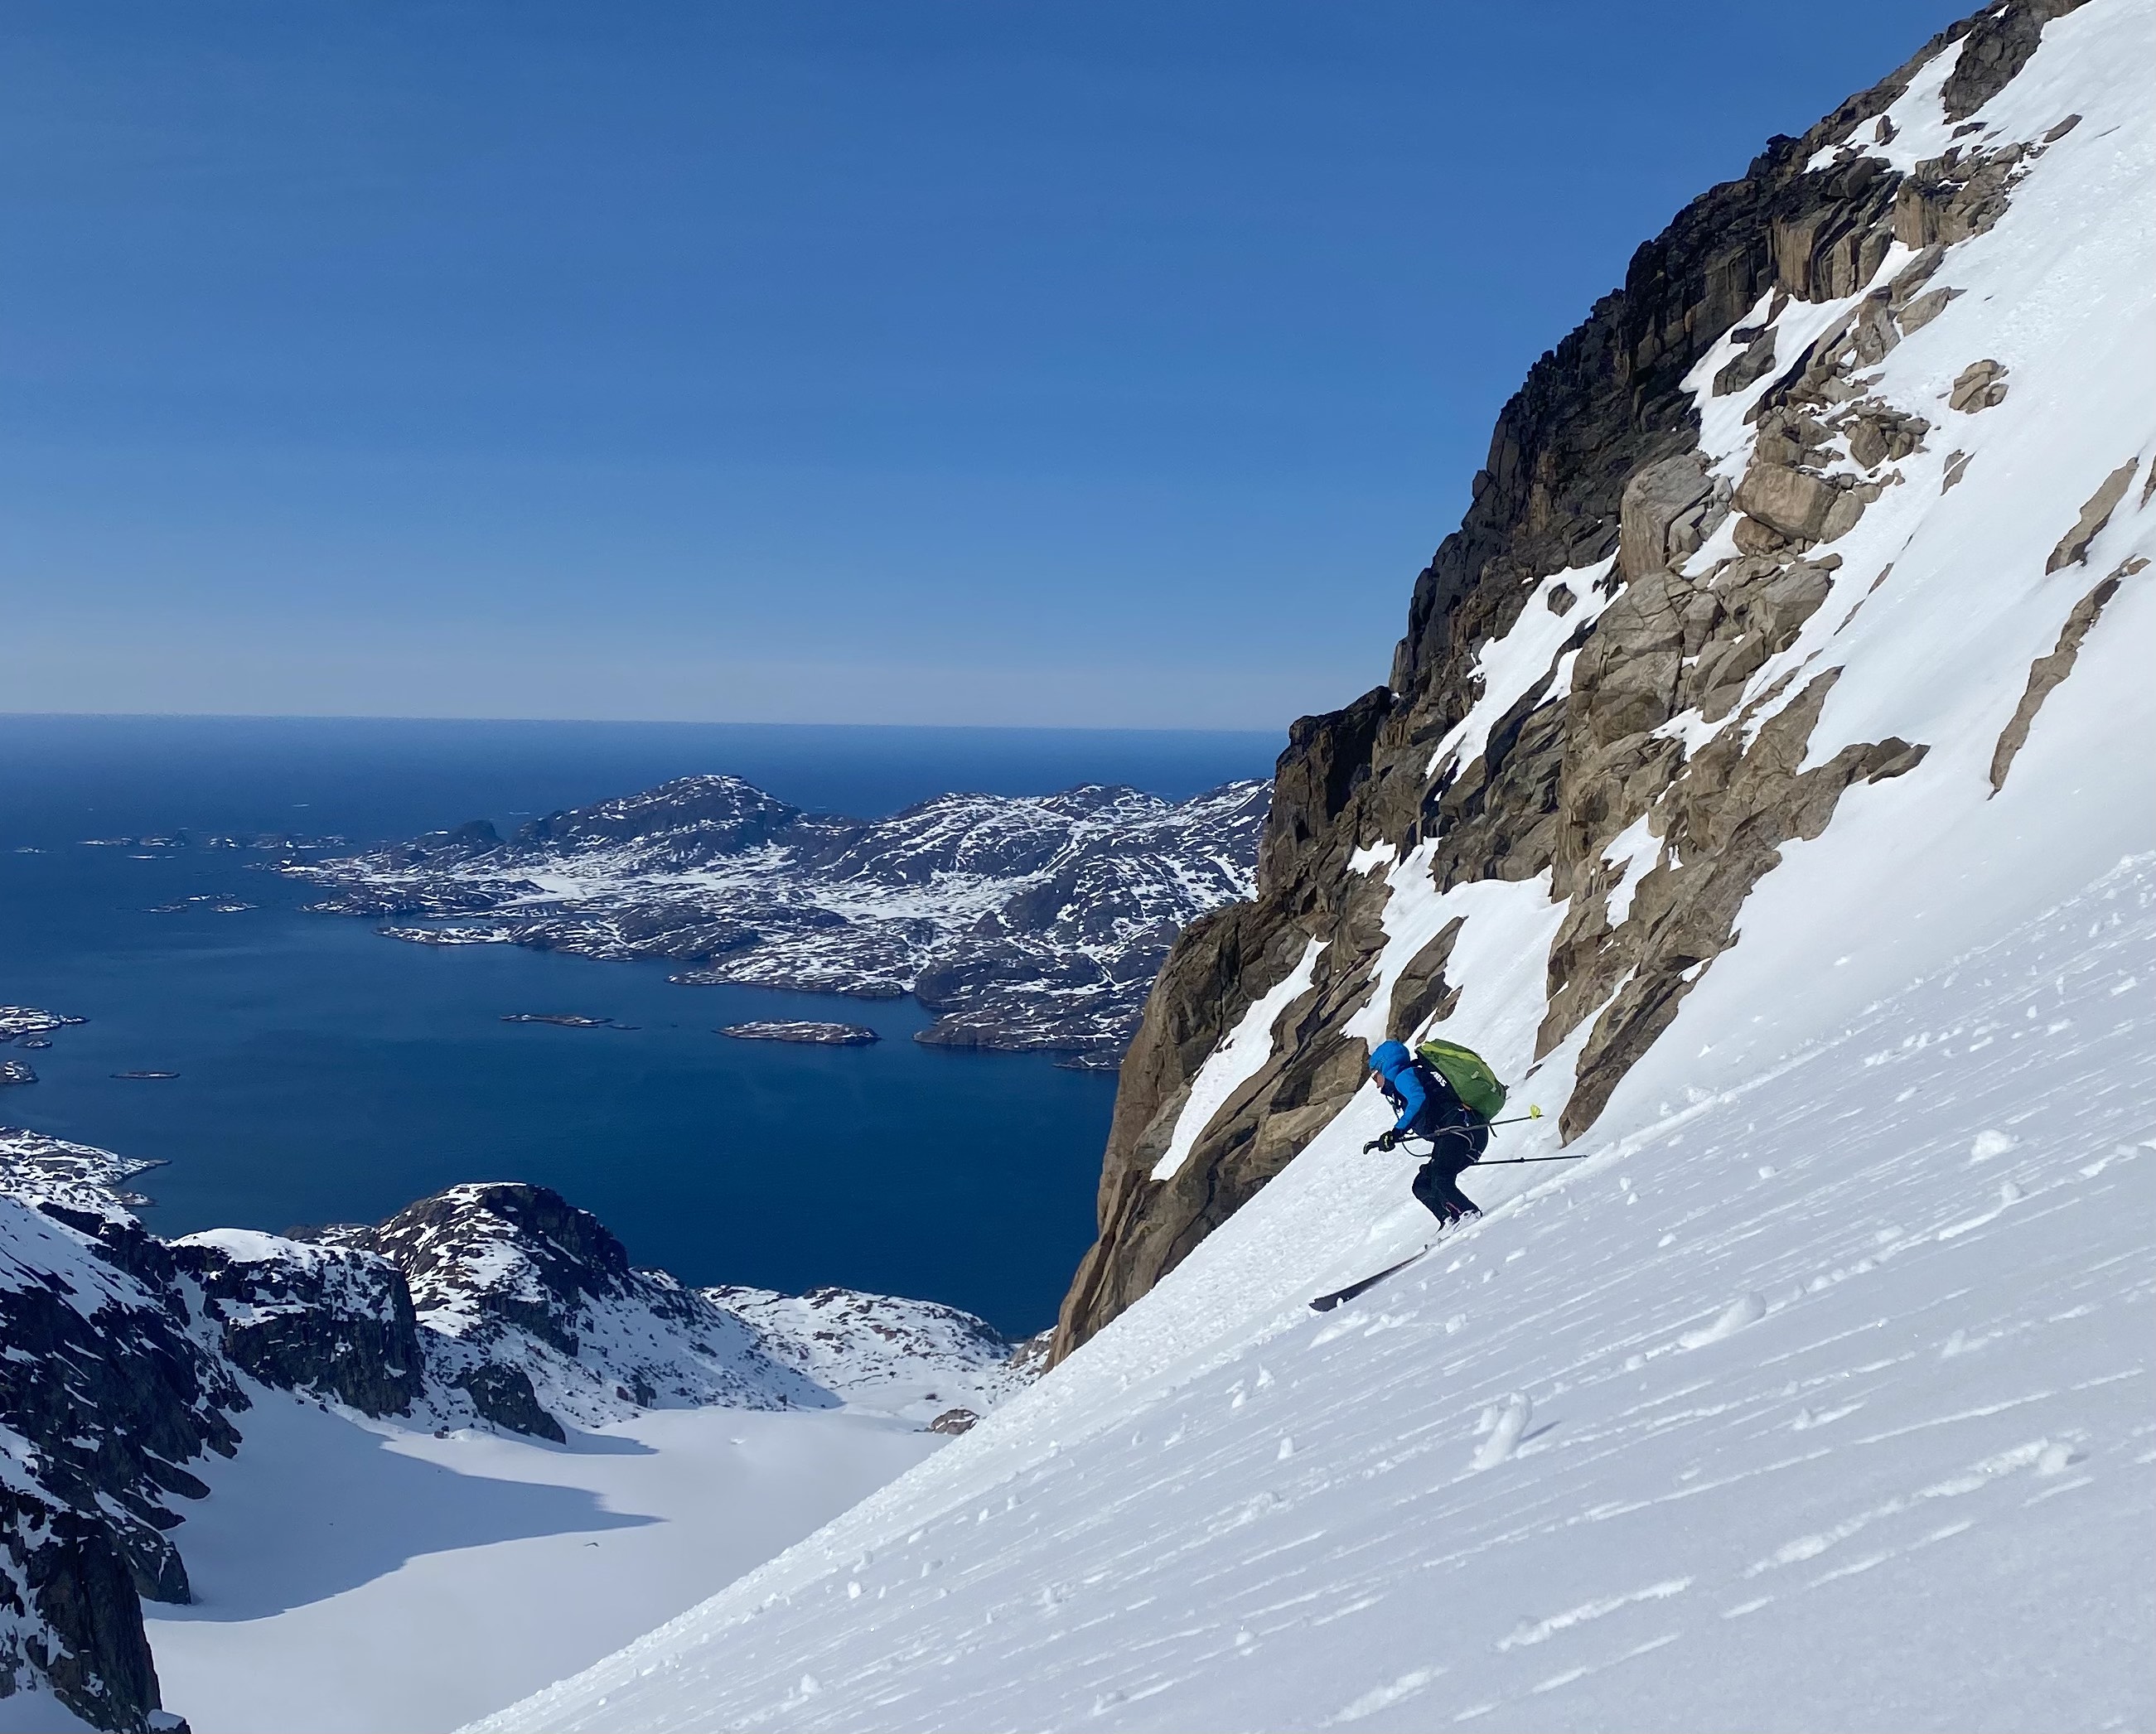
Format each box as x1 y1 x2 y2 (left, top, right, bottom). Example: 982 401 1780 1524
142 1395 942 1734
478 6 2156 1728
477 860 2156 1734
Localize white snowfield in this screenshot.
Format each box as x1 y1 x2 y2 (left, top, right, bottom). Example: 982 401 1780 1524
474 859 2155 1734
144 1398 945 1734
477 8 2156 1731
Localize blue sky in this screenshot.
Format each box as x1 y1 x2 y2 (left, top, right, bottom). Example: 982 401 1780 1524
0 1 1970 730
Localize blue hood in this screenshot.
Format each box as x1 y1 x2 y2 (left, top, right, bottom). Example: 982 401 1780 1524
1370 1040 1413 1079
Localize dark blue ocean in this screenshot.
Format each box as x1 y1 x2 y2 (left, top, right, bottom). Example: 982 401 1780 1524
0 715 1279 1335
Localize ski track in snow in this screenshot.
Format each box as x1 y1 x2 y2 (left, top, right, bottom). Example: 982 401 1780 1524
476 853 2156 1733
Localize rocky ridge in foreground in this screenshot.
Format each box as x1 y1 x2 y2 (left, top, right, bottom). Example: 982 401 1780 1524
0 1128 1038 1732
288 775 1269 1065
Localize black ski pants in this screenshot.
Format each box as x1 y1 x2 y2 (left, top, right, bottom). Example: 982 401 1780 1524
1410 1114 1488 1224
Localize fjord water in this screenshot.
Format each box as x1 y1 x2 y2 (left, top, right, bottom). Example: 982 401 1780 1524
0 715 1279 1333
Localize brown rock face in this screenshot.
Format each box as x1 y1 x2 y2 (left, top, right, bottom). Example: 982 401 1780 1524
2045 461 2142 572
1894 142 2032 248
1949 358 2011 412
1050 1 2086 1364
1941 0 2086 119
1989 558 2146 793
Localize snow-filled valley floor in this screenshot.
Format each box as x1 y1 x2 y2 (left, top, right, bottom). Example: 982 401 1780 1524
482 853 2154 1733
140 1402 940 1734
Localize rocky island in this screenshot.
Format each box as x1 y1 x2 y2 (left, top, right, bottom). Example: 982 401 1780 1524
719 1020 881 1046
0 1005 85 1040
288 774 1269 1061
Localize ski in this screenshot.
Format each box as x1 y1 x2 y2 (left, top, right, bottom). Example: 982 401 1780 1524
1309 1245 1436 1312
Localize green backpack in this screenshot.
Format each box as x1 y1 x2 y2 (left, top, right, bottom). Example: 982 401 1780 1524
1415 1038 1508 1121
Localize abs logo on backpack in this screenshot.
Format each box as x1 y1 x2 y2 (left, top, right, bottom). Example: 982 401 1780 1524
1414 1039 1508 1120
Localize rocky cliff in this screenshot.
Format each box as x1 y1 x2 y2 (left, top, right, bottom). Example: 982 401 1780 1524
1055 0 2130 1358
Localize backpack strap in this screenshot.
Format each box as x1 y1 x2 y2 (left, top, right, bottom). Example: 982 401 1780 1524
1411 1057 1460 1110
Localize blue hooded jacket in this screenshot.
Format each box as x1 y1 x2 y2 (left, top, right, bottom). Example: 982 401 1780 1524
1370 1039 1427 1136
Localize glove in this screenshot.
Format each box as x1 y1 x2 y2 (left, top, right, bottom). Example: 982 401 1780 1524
1376 1130 1399 1152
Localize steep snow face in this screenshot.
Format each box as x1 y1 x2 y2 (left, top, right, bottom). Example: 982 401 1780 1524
473 858 2156 1734
1151 937 1327 1183
481 6 2156 1729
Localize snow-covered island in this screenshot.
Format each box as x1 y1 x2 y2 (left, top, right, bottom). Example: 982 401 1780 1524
2 1007 85 1075
719 1020 881 1046
284 775 1269 1063
0 1006 85 1041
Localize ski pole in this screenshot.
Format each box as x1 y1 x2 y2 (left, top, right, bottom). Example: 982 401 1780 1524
1473 1152 1595 1166
1361 1106 1543 1157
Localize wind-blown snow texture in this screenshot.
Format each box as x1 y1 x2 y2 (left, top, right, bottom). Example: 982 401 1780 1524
481 6 2155 1729
292 775 1268 1060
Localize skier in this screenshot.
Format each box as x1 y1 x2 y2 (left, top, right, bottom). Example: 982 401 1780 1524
1367 1038 1489 1227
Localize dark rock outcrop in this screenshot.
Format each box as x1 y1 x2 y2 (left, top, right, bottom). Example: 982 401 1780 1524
1989 558 2147 793
0 1192 241 1731
170 1233 425 1418
3 1490 164 1734
2045 461 2142 572
453 1362 565 1443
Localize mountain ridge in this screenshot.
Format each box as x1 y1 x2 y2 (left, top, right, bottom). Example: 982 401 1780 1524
0 1130 1040 1732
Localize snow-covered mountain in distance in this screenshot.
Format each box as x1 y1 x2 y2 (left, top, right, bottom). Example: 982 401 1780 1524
0 1132 1039 1732
288 775 1269 1064
481 5 2156 1730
